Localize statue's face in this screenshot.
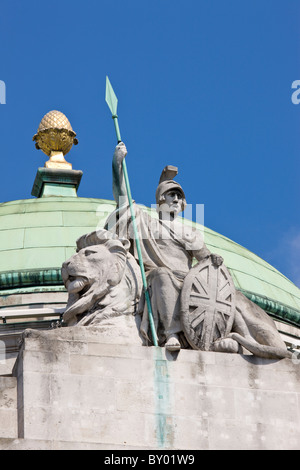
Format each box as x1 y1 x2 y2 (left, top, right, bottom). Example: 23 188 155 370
160 189 183 217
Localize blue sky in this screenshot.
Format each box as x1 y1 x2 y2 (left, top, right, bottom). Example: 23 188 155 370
0 0 299 286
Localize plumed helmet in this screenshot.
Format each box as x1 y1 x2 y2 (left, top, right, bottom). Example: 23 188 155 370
155 165 187 210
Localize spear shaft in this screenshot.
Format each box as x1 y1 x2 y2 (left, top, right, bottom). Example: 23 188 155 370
106 77 158 347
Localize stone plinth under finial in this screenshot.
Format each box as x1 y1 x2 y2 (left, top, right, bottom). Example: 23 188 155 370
31 167 83 198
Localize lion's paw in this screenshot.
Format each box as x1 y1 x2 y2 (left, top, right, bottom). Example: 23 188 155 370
212 337 239 354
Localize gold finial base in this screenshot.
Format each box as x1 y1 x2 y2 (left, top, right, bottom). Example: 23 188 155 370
44 151 72 170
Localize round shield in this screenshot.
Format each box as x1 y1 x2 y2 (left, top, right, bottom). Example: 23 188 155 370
180 257 236 350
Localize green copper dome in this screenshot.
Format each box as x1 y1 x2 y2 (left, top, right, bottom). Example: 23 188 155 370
0 197 115 290
0 195 299 327
203 224 300 326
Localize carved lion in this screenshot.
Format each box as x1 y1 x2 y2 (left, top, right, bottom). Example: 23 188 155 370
62 229 142 326
180 258 292 359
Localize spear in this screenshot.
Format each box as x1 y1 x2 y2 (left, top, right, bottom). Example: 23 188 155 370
105 76 158 347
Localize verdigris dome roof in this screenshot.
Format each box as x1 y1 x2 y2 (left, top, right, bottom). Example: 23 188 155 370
0 196 299 326
0 197 115 288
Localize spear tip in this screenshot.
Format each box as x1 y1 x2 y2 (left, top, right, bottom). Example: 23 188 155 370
105 76 118 116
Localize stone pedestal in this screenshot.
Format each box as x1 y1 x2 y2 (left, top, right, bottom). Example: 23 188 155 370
31 167 83 198
0 324 300 450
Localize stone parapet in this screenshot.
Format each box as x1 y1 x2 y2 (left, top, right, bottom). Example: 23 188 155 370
0 325 300 450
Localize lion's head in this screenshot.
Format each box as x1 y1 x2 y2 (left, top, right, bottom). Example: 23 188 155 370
62 229 142 326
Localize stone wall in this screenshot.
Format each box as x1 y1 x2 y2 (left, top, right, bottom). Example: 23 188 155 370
0 326 300 450
0 377 17 440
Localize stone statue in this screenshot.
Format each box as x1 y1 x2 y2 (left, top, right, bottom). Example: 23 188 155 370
103 142 291 359
61 229 142 327
105 142 225 352
60 142 291 360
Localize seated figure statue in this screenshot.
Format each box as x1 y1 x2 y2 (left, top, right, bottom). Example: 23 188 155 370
106 143 229 352
61 143 291 359
104 142 291 359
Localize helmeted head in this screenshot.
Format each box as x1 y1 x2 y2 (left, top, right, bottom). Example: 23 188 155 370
155 166 187 214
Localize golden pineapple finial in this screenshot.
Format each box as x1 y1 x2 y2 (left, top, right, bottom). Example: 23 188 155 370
33 110 78 169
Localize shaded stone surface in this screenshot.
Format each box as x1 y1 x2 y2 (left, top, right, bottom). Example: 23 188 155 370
0 327 299 449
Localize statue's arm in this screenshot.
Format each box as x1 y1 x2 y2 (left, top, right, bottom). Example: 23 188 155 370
194 246 223 266
191 231 223 266
193 244 211 262
112 142 128 207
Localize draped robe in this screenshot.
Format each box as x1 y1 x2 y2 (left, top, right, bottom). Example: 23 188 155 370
105 204 211 345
